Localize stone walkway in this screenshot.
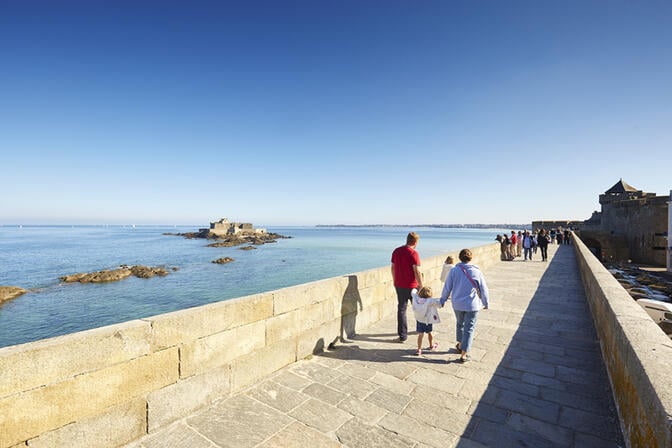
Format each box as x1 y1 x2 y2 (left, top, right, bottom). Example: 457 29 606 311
125 244 625 448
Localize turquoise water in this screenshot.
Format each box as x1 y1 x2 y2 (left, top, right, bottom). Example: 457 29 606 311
0 225 504 348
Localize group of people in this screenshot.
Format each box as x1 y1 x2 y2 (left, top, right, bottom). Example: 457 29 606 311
496 227 571 262
391 232 489 363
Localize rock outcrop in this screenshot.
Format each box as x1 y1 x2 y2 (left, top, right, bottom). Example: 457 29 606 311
170 230 290 248
212 257 234 264
607 264 672 302
0 286 27 305
60 265 171 283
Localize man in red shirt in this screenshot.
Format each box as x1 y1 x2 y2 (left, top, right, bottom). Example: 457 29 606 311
391 232 423 342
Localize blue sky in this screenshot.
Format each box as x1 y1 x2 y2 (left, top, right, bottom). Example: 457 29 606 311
2 1 670 226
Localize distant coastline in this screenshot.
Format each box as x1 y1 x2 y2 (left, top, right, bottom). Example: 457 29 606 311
315 224 530 229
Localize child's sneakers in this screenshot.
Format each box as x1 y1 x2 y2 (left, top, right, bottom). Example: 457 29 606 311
429 342 439 352
415 348 422 356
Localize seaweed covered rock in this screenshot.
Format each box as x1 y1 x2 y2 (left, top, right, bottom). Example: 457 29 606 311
60 265 172 283
0 286 27 304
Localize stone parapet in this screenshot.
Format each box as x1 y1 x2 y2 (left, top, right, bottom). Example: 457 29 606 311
572 232 672 447
0 242 500 448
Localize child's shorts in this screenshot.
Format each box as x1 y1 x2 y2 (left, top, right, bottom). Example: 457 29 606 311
416 321 433 333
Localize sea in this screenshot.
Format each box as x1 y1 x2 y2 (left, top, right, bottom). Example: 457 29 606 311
0 225 506 348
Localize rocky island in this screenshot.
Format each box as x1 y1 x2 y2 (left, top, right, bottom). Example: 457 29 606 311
168 218 290 247
60 265 176 283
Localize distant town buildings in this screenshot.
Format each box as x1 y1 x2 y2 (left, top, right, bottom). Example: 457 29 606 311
207 218 266 236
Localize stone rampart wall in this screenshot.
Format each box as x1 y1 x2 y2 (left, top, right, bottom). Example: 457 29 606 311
0 243 500 447
572 232 672 447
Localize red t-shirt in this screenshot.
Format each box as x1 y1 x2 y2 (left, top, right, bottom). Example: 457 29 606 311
510 234 517 245
391 245 420 288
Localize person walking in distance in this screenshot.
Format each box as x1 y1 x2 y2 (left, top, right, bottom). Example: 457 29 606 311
440 249 489 363
391 232 423 343
522 230 534 261
510 231 518 258
537 229 549 261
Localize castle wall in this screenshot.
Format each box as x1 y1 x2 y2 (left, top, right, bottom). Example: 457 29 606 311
531 220 582 230
599 196 668 265
668 191 672 272
0 243 501 447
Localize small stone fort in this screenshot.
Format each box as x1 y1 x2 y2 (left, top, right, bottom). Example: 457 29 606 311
205 218 267 237
534 179 670 267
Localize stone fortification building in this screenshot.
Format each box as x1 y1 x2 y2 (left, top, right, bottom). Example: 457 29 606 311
207 218 266 236
577 180 669 266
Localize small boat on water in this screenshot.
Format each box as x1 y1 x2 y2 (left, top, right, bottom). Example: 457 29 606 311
637 299 672 339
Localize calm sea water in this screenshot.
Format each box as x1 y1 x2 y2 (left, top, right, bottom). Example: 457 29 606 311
0 225 504 348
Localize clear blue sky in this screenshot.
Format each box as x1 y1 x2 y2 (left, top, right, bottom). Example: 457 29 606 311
2 1 670 226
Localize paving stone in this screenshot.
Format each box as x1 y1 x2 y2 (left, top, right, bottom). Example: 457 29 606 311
495 388 561 425
337 362 377 380
366 360 418 380
403 397 473 437
543 350 602 371
257 421 341 448
288 398 352 433
556 364 603 386
411 384 472 414
501 355 556 378
365 388 412 414
490 374 539 398
457 379 491 404
467 402 508 424
327 372 377 399
247 380 310 413
520 371 568 391
271 371 313 391
335 418 415 448
290 361 342 384
539 387 614 416
492 365 524 381
574 431 626 448
370 371 415 395
379 412 458 448
469 418 558 447
136 422 216 448
337 396 387 424
313 354 347 370
302 382 347 405
186 395 291 448
506 412 573 446
558 405 623 442
446 438 488 448
406 368 465 395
